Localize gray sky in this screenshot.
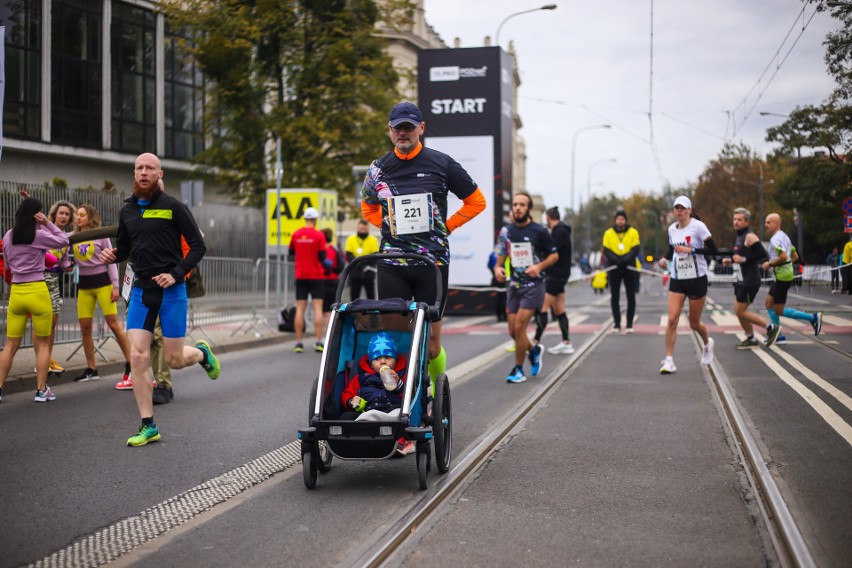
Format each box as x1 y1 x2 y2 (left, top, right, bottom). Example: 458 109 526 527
422 0 839 211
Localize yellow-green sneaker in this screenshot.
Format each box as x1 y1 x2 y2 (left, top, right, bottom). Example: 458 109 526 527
196 340 220 380
127 423 161 447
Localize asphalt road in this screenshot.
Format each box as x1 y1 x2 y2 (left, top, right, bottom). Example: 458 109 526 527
1 276 849 567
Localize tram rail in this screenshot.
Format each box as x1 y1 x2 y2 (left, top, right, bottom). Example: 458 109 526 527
696 332 817 568
338 322 612 567
338 321 820 568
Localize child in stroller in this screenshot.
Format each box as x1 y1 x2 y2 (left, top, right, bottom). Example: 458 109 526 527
340 332 415 455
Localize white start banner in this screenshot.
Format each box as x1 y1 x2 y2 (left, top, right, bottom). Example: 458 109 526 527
426 135 495 287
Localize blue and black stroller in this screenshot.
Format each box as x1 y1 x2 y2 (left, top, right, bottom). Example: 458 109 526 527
298 253 452 490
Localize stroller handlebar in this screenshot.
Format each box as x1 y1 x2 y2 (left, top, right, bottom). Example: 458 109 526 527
336 253 443 317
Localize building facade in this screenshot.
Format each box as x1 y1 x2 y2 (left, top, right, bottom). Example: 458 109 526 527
1 0 211 198
2 0 527 215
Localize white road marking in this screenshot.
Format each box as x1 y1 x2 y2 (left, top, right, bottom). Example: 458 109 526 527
737 333 852 447
741 333 852 412
443 315 495 328
823 314 852 327
787 292 831 305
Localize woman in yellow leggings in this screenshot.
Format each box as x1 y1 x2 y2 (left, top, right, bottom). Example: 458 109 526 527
72 205 132 387
0 198 70 403
45 200 75 372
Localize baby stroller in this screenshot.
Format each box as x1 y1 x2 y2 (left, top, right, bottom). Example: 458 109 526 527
298 253 452 490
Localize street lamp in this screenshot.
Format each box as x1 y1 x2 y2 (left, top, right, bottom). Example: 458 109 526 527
495 4 558 47
585 158 617 253
570 124 611 214
731 163 772 240
759 111 789 118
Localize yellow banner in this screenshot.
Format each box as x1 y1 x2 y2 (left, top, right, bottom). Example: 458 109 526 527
266 190 338 247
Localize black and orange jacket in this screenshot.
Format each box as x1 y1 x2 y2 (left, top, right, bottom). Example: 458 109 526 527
114 189 206 288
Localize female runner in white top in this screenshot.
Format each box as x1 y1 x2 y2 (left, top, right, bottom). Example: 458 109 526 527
657 196 717 374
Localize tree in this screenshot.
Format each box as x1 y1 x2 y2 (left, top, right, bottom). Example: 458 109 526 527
758 1 852 260
159 0 413 206
692 143 788 247
816 0 852 100
773 156 851 251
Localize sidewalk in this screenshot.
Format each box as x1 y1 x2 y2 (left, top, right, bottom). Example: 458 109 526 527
1 318 290 396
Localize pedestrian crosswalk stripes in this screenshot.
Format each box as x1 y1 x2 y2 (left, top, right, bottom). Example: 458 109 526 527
442 310 852 336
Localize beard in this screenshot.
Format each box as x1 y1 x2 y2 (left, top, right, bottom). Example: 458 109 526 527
513 211 530 224
133 179 159 200
357 231 368 238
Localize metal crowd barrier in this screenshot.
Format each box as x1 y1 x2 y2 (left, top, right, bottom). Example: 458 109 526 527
186 256 293 339
1 256 297 353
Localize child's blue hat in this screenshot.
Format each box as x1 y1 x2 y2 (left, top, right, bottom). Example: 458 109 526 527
368 332 397 361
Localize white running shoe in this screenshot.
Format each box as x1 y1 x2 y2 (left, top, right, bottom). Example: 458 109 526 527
547 342 575 355
701 338 715 365
659 357 677 374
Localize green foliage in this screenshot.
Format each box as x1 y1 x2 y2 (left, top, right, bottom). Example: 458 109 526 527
773 157 852 251
158 0 411 206
51 177 68 188
812 0 852 100
766 104 851 162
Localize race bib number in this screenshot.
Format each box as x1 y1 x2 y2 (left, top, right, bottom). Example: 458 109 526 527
733 263 742 282
121 263 135 304
388 193 433 236
675 254 697 279
509 242 534 268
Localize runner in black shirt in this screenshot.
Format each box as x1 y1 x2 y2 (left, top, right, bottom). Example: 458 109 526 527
721 207 779 348
493 192 558 383
533 207 575 355
361 101 487 388
100 153 220 447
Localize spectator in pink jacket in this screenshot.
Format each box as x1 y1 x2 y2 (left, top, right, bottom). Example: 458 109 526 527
72 204 132 387
0 198 70 403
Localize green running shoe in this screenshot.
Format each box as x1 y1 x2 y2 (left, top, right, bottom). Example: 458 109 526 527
765 324 782 347
196 340 220 380
127 423 161 447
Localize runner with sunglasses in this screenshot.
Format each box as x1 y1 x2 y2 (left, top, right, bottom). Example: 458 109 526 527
361 101 487 391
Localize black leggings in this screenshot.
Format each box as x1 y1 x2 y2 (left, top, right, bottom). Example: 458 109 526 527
609 268 636 328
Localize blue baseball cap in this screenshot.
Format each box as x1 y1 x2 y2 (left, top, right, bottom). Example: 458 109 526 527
368 332 398 361
388 102 423 127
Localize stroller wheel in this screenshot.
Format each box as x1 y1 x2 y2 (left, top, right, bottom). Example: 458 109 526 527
417 451 428 490
302 449 318 489
433 374 452 473
317 440 333 473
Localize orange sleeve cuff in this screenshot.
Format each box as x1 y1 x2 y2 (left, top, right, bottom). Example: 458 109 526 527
361 201 383 228
446 188 486 233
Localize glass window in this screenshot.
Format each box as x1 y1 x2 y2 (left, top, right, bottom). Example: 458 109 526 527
1 0 42 140
110 1 156 153
164 26 204 160
50 0 102 147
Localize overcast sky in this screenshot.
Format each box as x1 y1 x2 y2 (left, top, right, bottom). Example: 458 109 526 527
422 0 839 212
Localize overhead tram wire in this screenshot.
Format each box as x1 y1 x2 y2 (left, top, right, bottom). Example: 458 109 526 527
729 3 808 120
520 96 651 143
647 0 667 189
659 113 728 141
731 4 819 137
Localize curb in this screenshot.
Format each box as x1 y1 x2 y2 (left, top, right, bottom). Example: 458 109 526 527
1 333 292 396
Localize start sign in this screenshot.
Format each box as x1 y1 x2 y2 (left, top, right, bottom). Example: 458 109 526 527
266 189 337 250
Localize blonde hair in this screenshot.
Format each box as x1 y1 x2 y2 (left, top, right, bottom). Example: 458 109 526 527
75 204 102 231
48 200 76 227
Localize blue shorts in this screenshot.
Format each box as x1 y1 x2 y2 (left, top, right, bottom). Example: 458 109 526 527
127 283 188 338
